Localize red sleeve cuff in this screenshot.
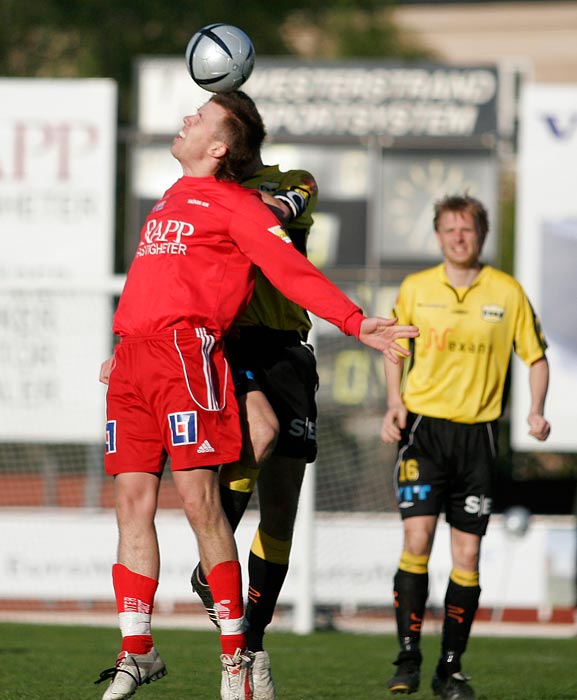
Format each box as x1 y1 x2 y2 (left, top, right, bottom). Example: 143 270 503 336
342 310 364 338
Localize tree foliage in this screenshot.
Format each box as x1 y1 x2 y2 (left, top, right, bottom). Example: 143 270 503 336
2 0 431 121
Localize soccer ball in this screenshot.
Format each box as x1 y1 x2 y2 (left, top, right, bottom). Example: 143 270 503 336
185 24 255 93
503 506 531 537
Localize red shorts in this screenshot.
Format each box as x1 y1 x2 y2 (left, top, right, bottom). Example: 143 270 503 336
104 329 242 475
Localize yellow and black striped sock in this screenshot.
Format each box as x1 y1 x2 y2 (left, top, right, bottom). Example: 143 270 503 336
245 529 292 652
394 551 430 653
438 569 481 675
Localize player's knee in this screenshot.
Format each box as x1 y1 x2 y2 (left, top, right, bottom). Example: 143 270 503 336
452 530 482 571
453 544 480 572
403 530 435 558
249 418 279 465
114 483 157 524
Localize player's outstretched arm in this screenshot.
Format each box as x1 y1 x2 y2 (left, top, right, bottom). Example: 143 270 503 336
358 317 418 363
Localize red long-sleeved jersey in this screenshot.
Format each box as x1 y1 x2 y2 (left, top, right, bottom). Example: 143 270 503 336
113 176 364 338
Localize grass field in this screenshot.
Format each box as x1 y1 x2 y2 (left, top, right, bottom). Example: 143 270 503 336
2 622 575 700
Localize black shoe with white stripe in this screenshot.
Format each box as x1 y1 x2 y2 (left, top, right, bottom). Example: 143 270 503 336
190 563 220 628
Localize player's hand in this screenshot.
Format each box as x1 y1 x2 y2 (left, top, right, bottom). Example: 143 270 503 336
359 317 419 363
528 412 551 441
259 191 291 225
99 356 114 385
380 403 408 444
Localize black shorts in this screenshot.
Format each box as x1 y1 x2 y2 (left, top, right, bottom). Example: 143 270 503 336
393 413 499 537
225 327 319 463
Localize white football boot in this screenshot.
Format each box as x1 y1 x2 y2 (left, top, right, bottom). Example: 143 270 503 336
252 650 276 700
95 647 167 700
220 647 255 700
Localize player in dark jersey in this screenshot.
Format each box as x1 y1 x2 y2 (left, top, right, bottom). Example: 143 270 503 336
96 91 419 700
380 194 550 700
189 159 320 700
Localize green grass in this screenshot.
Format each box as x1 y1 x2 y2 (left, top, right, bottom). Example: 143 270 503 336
1 622 575 700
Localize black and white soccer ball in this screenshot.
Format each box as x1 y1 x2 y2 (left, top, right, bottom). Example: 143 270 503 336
185 24 255 93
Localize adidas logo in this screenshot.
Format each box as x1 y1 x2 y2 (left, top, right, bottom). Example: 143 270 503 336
197 440 215 454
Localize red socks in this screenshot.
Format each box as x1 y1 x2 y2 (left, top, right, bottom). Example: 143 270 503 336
112 563 158 654
206 560 246 655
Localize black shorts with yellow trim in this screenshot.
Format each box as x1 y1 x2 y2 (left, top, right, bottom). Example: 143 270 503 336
393 412 499 537
225 327 319 463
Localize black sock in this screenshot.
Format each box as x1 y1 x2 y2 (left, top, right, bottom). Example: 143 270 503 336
393 569 428 657
220 486 253 532
245 551 288 652
437 579 481 676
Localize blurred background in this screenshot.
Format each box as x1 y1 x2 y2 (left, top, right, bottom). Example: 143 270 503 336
1 0 576 629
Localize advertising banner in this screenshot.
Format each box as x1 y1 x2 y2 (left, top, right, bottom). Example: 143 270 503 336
137 58 498 142
512 84 577 451
0 510 568 614
0 79 117 441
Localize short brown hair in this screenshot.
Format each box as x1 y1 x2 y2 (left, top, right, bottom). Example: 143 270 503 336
209 91 266 182
433 194 489 237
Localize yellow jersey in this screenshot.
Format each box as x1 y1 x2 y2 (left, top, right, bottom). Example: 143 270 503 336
394 263 547 423
237 165 318 337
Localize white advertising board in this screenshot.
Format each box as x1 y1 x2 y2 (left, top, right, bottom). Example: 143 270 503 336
513 84 577 451
0 510 564 614
0 79 117 441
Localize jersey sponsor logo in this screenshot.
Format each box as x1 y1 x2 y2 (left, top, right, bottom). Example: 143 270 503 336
186 198 210 208
105 420 117 454
425 328 490 355
136 218 195 258
482 304 504 322
168 411 198 446
143 218 194 243
288 418 316 441
425 327 453 350
268 224 292 243
398 484 432 508
464 494 492 516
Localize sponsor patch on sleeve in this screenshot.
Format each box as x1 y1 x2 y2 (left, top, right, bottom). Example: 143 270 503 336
268 225 292 243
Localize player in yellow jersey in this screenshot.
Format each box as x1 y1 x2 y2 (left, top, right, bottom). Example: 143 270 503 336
380 194 551 700
191 156 319 700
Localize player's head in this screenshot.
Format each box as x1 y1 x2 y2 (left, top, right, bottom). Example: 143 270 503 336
209 91 266 181
433 194 489 238
433 194 489 266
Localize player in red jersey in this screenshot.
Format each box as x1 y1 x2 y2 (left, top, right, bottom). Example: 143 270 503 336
96 91 418 700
